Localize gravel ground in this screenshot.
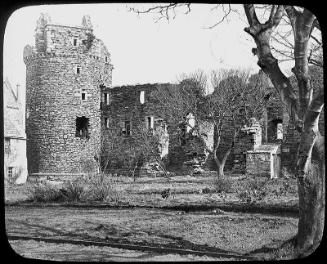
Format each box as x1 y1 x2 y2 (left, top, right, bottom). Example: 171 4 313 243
6 206 298 261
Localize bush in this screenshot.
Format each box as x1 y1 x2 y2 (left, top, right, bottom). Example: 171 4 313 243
28 173 121 203
83 173 121 202
28 182 63 202
61 179 85 202
213 177 233 193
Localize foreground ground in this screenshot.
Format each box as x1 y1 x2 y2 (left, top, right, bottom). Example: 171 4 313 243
5 173 299 261
6 206 297 261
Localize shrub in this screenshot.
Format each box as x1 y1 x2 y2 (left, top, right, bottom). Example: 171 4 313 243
27 182 63 202
28 173 122 204
83 173 121 202
213 177 233 193
61 179 85 202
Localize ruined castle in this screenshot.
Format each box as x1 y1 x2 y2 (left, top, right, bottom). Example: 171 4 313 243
24 14 314 180
24 14 112 175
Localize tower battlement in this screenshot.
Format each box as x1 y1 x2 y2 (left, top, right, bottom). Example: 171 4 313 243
24 14 112 67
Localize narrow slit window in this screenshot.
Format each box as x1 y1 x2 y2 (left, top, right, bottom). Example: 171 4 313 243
81 89 86 101
140 91 145 104
73 38 77 46
104 117 109 128
104 93 110 105
76 66 81 74
76 116 90 139
146 116 154 129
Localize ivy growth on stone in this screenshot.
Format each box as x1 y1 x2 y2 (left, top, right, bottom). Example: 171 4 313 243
83 33 95 51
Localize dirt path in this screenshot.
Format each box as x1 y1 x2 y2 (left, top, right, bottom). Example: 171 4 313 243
6 206 298 261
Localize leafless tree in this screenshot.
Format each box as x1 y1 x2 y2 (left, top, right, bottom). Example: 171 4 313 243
100 123 165 181
243 5 324 256
152 69 270 178
128 3 324 256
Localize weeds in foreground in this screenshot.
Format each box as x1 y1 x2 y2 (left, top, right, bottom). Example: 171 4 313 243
27 182 63 202
61 179 85 202
83 173 121 202
28 173 122 203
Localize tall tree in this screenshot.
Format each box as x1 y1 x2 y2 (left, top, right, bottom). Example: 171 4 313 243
128 4 324 257
243 5 324 256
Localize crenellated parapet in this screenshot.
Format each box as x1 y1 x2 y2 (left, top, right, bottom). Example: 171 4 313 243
24 14 112 66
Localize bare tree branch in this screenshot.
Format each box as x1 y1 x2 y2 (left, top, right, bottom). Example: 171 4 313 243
284 5 298 28
206 4 232 29
244 4 260 27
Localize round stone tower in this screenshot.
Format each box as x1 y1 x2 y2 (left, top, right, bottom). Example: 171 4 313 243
24 14 113 175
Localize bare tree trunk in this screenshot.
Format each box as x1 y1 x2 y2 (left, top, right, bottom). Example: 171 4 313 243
213 152 224 178
296 92 325 256
297 148 325 256
243 4 325 256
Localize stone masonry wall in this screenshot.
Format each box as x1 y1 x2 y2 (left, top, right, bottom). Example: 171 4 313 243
246 152 271 177
24 15 113 174
101 84 170 158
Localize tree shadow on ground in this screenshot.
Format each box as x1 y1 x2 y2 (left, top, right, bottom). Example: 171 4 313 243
245 237 297 260
7 220 251 260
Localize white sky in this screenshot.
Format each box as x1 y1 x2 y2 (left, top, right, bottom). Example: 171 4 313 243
3 3 293 94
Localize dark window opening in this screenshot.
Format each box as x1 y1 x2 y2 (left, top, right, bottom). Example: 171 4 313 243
122 121 131 136
73 38 77 46
147 117 151 129
76 116 90 139
76 67 80 74
81 92 86 101
105 56 108 62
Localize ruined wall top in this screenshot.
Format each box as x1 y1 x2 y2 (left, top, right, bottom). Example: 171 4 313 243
24 14 110 64
35 13 93 31
36 13 52 29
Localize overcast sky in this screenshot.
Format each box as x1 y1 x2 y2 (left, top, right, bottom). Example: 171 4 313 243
3 3 292 93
